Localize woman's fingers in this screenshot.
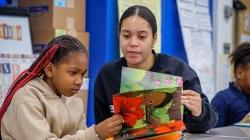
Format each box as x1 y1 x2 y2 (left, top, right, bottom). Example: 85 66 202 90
181 90 202 117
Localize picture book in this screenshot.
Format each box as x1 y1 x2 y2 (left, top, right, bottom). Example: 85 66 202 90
234 112 250 127
112 67 185 140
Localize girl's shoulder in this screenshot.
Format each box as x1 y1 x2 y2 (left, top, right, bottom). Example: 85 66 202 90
12 77 57 105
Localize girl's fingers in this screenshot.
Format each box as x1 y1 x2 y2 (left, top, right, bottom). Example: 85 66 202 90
112 125 122 134
110 117 123 126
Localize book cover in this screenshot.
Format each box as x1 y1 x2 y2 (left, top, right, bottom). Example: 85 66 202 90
234 112 250 127
112 67 185 140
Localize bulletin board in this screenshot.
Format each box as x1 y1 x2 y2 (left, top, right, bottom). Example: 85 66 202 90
237 0 250 44
0 54 36 106
0 15 33 54
177 0 215 100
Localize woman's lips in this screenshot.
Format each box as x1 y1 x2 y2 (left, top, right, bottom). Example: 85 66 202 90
127 51 140 57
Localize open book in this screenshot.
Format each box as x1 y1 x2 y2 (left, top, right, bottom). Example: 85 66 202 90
234 112 250 127
112 67 185 140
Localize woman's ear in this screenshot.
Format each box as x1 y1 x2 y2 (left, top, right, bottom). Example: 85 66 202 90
44 62 54 78
153 34 157 45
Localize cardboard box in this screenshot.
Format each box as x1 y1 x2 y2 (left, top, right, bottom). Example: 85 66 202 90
32 29 89 53
18 0 86 31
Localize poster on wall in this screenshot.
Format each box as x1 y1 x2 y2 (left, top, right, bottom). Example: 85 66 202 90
118 0 161 54
177 0 215 100
0 54 36 106
0 15 33 54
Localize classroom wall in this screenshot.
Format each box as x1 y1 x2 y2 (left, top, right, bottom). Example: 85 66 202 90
213 0 233 92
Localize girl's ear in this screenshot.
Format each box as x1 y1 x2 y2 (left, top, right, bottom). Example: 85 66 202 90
44 62 54 78
235 67 243 80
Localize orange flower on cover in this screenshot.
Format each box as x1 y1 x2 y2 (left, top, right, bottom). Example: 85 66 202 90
173 120 185 130
130 128 149 136
154 120 185 135
113 95 144 127
154 125 172 134
113 96 126 113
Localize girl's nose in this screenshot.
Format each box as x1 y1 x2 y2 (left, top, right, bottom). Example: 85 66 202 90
75 76 83 85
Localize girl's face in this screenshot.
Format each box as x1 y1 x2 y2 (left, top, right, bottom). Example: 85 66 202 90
236 66 250 95
47 53 88 97
120 15 156 69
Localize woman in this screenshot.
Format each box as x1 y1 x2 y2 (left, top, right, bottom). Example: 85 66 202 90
94 5 218 133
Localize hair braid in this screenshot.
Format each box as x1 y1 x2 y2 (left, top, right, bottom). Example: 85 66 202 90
0 45 59 121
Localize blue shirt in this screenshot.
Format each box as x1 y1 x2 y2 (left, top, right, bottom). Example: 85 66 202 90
211 82 250 127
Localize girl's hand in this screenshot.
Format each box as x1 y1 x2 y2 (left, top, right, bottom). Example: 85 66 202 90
94 114 123 139
181 90 202 117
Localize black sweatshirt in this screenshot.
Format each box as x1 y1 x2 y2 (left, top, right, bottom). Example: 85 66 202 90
94 52 218 133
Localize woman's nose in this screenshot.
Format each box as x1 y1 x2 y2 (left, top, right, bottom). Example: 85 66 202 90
129 37 138 46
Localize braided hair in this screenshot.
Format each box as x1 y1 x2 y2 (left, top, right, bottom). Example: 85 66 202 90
0 35 88 122
229 42 250 73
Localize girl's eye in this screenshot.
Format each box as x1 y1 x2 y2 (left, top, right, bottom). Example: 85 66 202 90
69 71 77 76
82 72 87 78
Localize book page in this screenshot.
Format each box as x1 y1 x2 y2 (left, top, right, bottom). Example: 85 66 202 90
113 67 185 139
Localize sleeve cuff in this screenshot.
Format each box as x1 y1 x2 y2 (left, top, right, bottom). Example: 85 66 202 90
83 125 101 140
190 103 207 122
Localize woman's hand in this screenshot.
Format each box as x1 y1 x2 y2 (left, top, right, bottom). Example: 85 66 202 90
94 114 123 139
181 90 202 117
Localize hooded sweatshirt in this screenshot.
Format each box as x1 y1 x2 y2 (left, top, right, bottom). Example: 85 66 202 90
1 77 99 140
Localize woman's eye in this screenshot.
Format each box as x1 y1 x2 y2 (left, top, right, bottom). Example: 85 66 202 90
123 34 130 39
139 36 146 40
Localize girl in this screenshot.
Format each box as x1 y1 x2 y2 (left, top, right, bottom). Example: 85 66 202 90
94 5 218 133
0 35 123 139
212 42 250 127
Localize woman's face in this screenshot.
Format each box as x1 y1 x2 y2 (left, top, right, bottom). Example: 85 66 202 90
120 15 156 69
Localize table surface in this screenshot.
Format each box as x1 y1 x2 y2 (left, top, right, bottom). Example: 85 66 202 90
183 126 250 140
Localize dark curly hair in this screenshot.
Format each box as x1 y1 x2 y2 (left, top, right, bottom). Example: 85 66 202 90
229 42 250 73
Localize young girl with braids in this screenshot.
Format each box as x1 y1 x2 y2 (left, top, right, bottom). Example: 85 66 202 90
212 42 250 127
0 35 123 140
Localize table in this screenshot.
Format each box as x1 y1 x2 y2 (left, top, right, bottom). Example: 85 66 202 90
183 126 250 140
